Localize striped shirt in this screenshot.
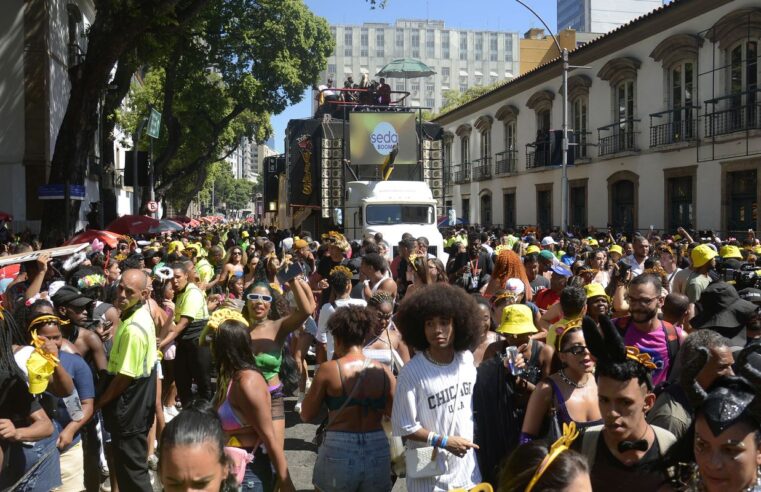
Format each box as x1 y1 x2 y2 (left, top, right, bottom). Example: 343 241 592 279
392 351 481 492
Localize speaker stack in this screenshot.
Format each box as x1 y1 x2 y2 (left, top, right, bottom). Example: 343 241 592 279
320 138 344 219
422 140 444 212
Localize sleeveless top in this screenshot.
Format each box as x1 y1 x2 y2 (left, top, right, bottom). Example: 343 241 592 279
218 382 249 432
253 350 282 382
324 360 387 411
547 378 603 430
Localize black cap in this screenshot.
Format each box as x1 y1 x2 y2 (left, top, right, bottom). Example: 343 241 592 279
51 285 93 308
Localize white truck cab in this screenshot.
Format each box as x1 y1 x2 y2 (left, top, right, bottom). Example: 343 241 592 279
344 180 447 263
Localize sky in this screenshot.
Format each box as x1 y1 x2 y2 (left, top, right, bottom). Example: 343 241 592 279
269 0 556 152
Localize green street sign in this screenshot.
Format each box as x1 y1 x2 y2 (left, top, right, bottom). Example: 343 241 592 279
147 108 161 139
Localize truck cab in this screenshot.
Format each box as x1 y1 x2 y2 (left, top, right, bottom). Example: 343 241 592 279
344 180 446 262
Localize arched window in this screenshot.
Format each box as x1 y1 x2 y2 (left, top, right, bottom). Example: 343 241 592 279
563 74 591 159
480 192 492 226
607 171 639 234
526 90 555 167
495 104 519 174
474 115 493 180
598 57 641 155
460 135 469 164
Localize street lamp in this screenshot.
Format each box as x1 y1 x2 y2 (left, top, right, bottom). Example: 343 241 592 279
515 0 570 234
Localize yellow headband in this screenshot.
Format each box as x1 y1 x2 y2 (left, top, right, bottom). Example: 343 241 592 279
408 253 420 271
525 422 580 492
29 315 70 331
625 346 657 370
555 317 582 351
492 291 519 305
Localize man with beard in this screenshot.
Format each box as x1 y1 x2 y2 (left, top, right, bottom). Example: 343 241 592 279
613 274 685 388
51 286 108 372
447 233 493 293
578 316 677 492
621 235 651 276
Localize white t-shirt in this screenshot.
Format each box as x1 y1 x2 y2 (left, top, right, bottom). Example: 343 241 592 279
392 350 481 492
316 298 367 359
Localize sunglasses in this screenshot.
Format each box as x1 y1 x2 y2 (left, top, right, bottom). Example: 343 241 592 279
246 293 273 303
232 251 242 256
562 345 588 356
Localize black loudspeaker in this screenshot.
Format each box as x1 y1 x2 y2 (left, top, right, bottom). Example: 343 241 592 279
263 155 282 206
123 151 149 186
548 130 575 166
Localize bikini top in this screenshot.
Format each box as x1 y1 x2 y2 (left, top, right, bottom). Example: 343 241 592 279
324 360 387 412
217 382 249 432
253 350 282 382
547 378 603 429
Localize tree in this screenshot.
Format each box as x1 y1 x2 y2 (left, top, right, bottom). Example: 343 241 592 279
434 82 504 118
40 0 332 241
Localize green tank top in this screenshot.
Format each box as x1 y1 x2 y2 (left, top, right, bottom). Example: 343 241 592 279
253 350 282 382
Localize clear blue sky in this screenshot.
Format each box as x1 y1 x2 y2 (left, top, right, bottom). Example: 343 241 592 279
269 0 556 152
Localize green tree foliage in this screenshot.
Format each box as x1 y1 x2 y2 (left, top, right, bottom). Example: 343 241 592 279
434 82 503 118
116 0 333 214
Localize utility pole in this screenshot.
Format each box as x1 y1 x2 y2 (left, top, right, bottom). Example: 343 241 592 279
132 117 147 215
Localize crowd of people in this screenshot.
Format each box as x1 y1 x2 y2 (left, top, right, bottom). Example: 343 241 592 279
1 219 761 492
314 76 395 117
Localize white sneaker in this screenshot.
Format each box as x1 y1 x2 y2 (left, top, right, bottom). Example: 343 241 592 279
294 391 304 414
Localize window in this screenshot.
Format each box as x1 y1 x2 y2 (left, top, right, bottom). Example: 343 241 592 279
569 182 587 228
426 98 435 108
729 41 758 130
441 67 450 80
344 28 353 56
395 81 404 91
365 204 434 225
360 28 368 57
667 176 694 230
504 34 513 61
460 83 468 93
669 61 696 140
376 30 385 57
536 186 553 232
490 33 498 61
460 135 470 163
410 81 420 93
616 80 636 148
395 29 404 56
480 128 490 159
537 109 551 133
504 120 516 151
442 31 450 58
327 64 336 77
480 193 492 226
462 198 470 224
411 31 420 58
460 32 468 61
475 33 483 61
426 82 435 95
611 179 636 233
503 191 516 228
727 169 757 231
427 29 435 58
573 96 588 158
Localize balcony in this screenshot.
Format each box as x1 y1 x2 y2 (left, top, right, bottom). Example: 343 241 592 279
598 118 639 156
472 157 492 181
525 138 552 169
649 107 699 147
703 90 761 138
495 150 517 174
453 162 471 184
573 132 592 160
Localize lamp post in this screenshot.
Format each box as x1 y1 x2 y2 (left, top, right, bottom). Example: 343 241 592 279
515 1 569 233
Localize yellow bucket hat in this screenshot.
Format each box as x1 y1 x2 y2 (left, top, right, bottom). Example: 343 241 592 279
691 244 718 268
608 245 623 256
497 304 538 335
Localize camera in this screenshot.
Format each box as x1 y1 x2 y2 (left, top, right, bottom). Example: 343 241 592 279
723 265 761 290
617 260 632 281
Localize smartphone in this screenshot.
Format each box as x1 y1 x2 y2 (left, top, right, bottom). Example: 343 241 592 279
277 261 304 284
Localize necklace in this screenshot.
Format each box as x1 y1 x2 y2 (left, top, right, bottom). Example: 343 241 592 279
424 350 453 366
559 369 587 388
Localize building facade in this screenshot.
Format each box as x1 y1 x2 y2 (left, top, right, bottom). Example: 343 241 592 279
558 0 664 33
319 19 520 113
437 0 760 236
225 136 277 183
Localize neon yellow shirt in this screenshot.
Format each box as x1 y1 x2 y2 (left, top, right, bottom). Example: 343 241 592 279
174 283 209 323
108 304 157 378
195 259 214 284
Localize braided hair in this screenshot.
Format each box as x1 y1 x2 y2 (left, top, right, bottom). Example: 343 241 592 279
368 290 395 308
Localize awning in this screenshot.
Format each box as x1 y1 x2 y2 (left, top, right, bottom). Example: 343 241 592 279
474 71 483 76
505 72 514 78
459 70 468 76
489 71 498 77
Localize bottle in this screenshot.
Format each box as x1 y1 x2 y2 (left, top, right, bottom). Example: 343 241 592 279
63 388 84 421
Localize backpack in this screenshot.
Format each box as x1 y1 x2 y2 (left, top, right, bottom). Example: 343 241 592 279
580 424 676 468
614 316 680 384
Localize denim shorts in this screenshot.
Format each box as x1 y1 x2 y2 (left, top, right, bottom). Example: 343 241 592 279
312 430 392 492
240 447 274 492
0 428 62 491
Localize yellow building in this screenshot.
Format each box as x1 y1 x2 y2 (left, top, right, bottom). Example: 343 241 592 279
519 28 577 75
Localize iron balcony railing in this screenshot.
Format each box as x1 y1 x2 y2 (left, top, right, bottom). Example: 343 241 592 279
573 132 592 159
453 162 471 184
649 107 699 147
598 118 640 156
525 138 553 169
495 150 517 174
703 90 761 138
472 157 492 181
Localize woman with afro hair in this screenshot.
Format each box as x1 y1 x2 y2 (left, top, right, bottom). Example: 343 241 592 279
391 283 483 492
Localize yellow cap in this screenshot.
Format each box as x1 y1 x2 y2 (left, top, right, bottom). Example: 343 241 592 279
497 304 538 335
167 240 185 254
691 244 718 268
754 246 761 255
584 282 609 302
720 245 743 260
586 237 599 247
526 245 541 255
27 352 55 394
608 245 623 256
241 231 249 238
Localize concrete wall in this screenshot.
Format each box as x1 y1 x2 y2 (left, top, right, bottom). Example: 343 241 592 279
440 0 761 234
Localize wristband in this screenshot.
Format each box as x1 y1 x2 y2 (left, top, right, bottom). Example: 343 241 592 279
433 434 442 447
426 432 434 446
441 435 449 448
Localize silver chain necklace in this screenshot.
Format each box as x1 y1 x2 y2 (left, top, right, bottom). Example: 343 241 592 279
559 369 587 388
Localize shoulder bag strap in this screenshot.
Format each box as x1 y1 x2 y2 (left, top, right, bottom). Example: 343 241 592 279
325 358 372 431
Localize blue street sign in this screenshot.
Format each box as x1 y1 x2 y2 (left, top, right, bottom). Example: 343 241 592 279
38 184 86 201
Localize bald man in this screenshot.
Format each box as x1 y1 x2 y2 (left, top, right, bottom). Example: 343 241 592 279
96 268 157 490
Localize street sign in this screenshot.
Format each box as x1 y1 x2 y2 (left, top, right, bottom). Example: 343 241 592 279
0 243 88 267
38 184 86 201
147 108 161 139
146 201 158 213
